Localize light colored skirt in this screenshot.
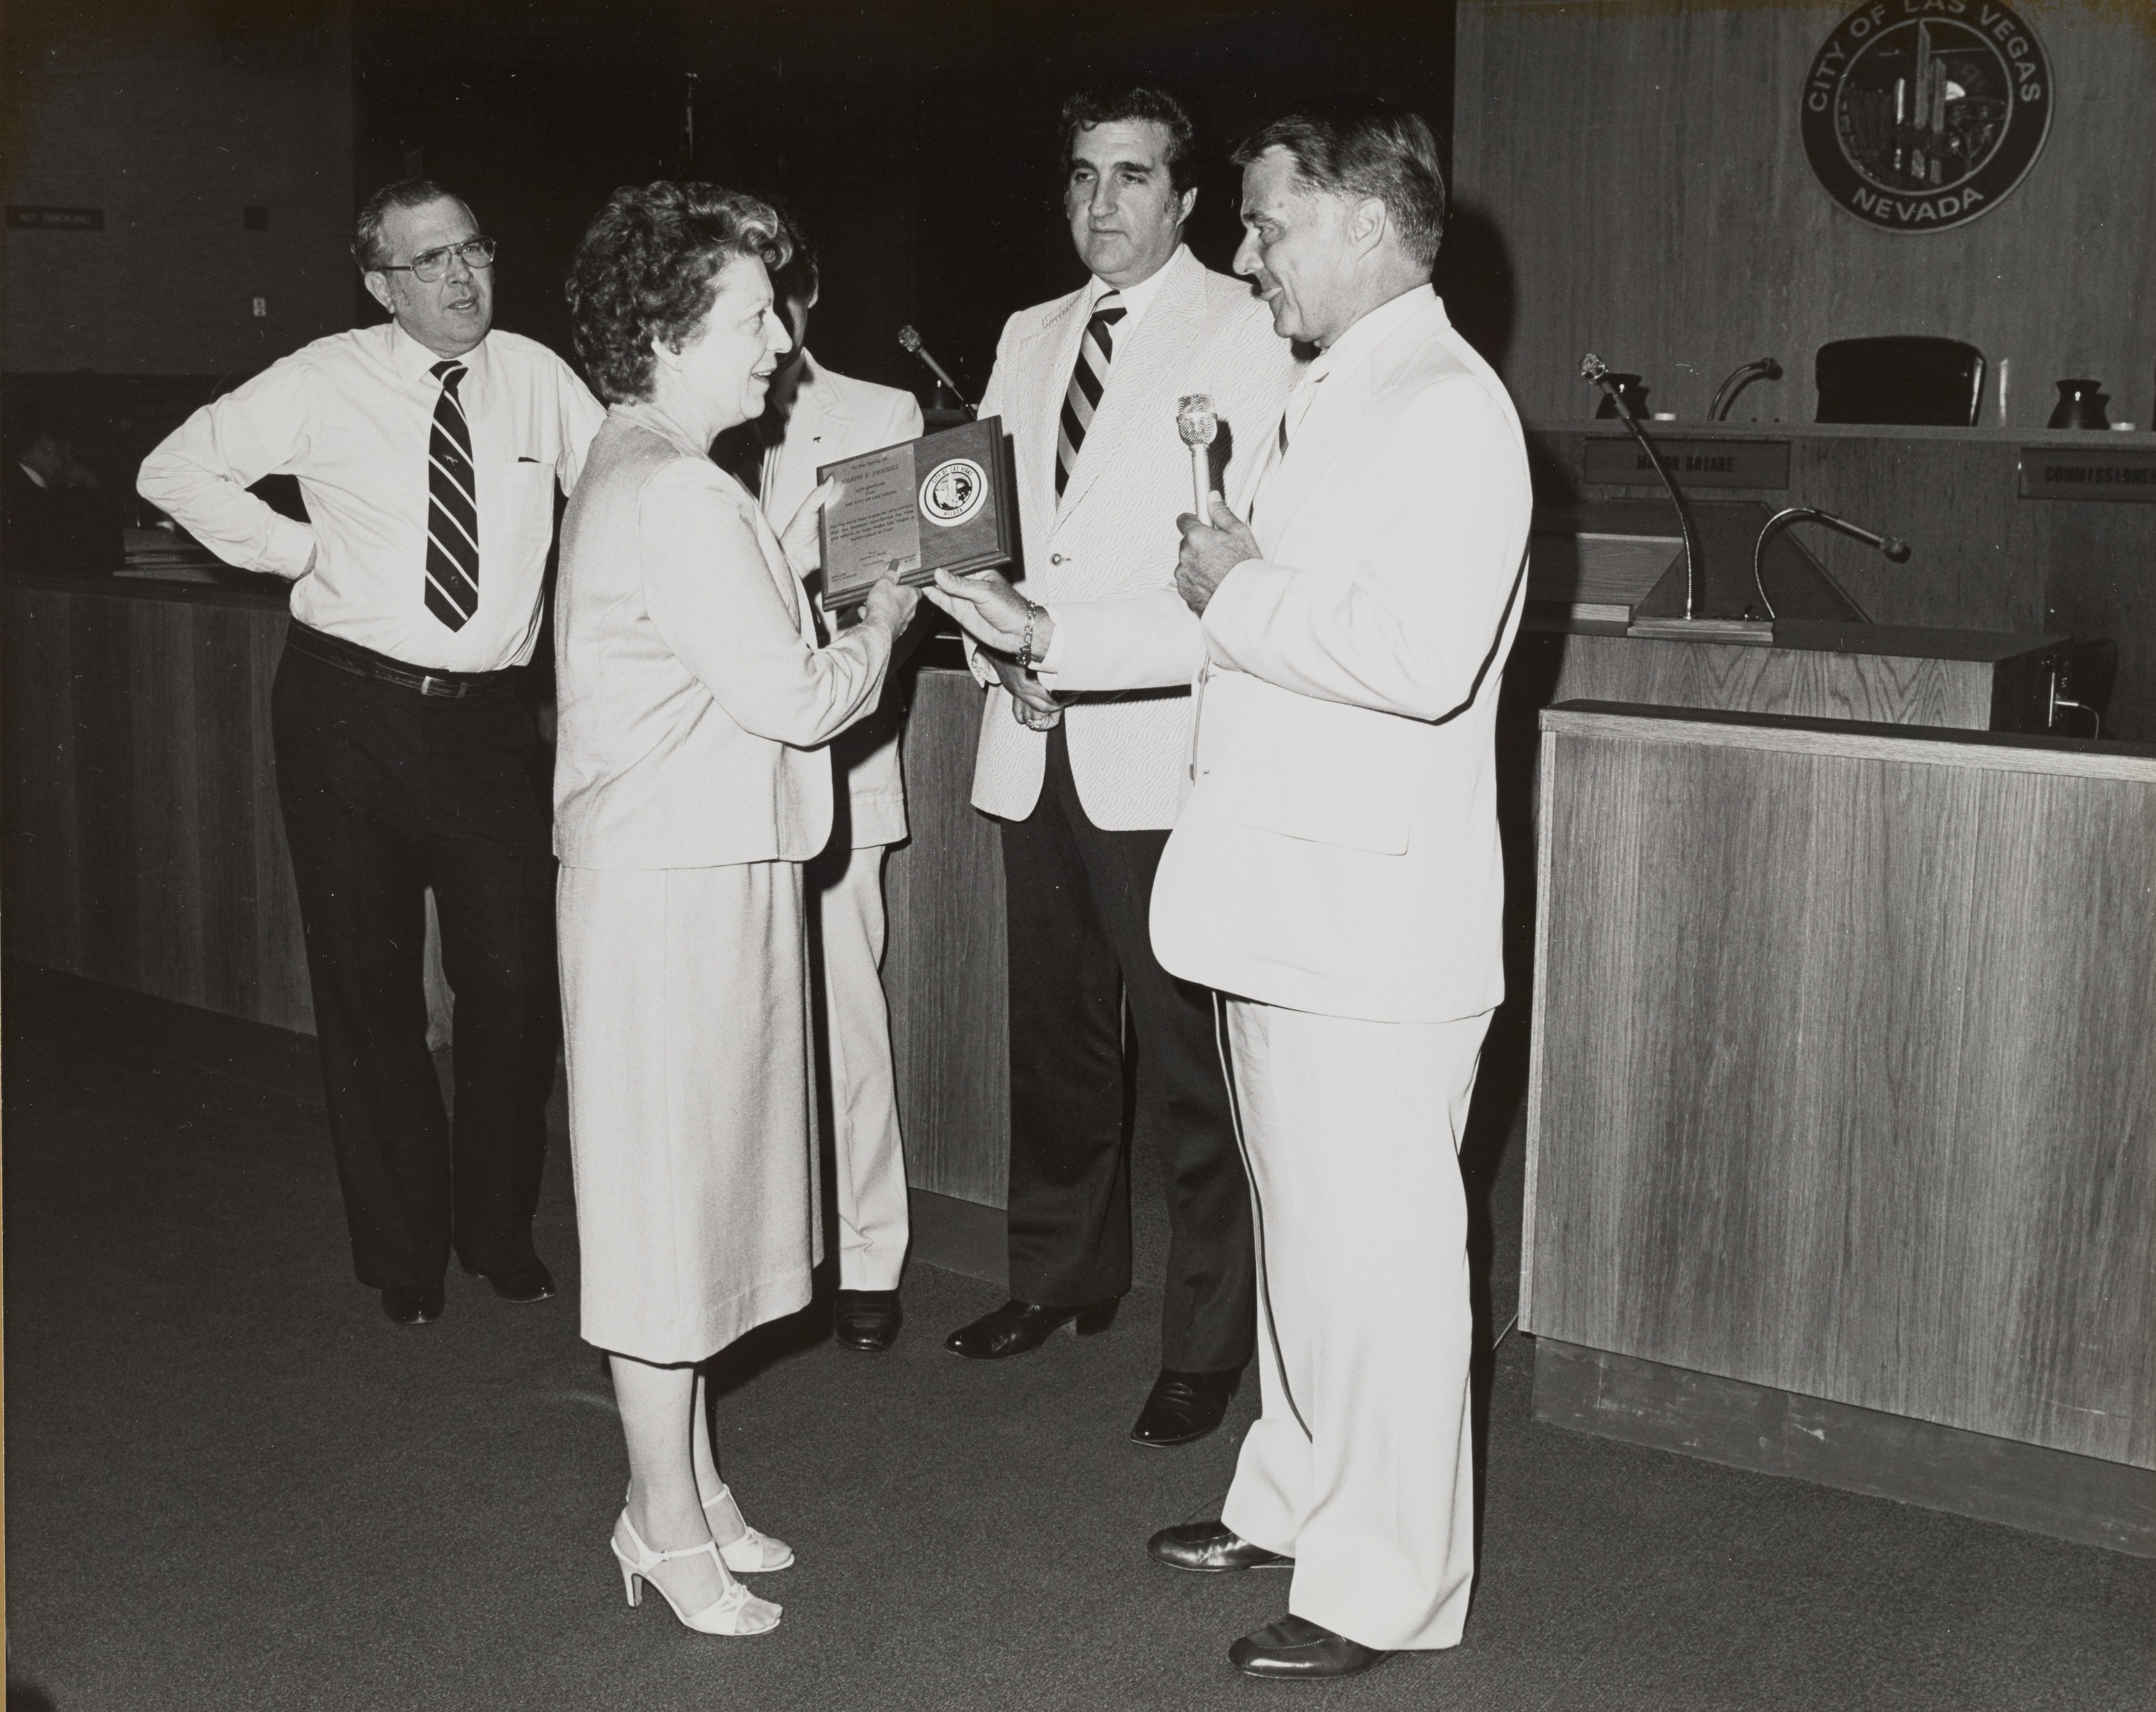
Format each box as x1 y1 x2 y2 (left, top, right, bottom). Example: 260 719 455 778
558 862 820 1365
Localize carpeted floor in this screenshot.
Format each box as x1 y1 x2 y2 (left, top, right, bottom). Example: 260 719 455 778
5 965 2151 1712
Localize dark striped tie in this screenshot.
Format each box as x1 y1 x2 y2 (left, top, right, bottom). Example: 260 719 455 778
1056 292 1127 499
424 359 479 631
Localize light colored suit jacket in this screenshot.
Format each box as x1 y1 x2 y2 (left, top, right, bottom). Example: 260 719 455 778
760 353 924 849
1148 290 1532 1024
553 402 896 869
969 244 1299 831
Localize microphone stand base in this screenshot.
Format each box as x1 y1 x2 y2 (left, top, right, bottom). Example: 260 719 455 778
1626 617 1777 647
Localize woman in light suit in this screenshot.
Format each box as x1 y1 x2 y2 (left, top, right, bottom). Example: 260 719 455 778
556 182 918 1638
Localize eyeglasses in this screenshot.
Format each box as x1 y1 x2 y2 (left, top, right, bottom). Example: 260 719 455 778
379 237 498 283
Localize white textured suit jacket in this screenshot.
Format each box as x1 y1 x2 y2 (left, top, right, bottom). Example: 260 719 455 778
1148 290 1532 1024
969 245 1299 831
761 353 924 848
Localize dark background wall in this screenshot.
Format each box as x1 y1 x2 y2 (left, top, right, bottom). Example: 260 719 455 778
1 0 354 377
351 0 1459 406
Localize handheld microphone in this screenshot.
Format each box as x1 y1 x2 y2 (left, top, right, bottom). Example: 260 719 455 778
1750 506 1910 621
1583 353 1704 620
1176 394 1219 515
896 326 977 419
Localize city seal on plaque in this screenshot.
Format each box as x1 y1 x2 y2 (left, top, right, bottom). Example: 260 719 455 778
919 457 988 528
1801 0 2051 233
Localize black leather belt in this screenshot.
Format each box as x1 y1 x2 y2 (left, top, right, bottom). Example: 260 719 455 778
284 621 521 699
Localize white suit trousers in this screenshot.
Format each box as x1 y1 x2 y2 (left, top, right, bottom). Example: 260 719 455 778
1219 998 1490 1653
811 842 911 1291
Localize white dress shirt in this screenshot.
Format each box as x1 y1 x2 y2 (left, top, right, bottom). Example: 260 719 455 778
138 320 605 672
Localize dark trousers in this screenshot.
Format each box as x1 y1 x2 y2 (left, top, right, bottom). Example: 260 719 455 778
999 722 1255 1374
271 634 558 1290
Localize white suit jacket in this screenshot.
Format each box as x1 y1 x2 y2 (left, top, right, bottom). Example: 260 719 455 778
969 244 1299 831
1146 290 1532 1024
759 353 924 849
553 403 896 869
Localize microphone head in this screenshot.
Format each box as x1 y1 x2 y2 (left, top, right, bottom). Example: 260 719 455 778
1882 536 1911 562
1175 393 1219 446
896 326 922 353
1579 353 1610 383
1761 357 1784 380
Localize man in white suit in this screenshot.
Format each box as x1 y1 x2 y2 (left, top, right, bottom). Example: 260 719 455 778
944 95 1531 1676
725 229 924 1352
1147 94 1530 1679
938 89 1299 1448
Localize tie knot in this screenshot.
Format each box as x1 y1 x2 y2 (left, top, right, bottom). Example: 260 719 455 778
431 360 468 390
1089 299 1127 330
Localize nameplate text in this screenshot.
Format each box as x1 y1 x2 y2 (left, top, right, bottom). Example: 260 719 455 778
1583 436 1791 490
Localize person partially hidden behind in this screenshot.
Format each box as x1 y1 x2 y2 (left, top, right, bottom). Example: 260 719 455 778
717 213 925 1353
935 95 1532 1680
139 180 603 1325
939 87 1298 1448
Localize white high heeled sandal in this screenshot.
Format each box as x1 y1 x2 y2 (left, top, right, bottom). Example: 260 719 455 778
610 1509 781 1635
704 1484 795 1572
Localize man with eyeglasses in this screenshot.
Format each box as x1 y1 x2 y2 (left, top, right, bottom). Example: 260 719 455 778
140 179 603 1327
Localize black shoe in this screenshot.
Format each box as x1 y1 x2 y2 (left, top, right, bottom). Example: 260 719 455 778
1228 1615 1391 1679
1148 1519 1293 1574
1130 1367 1239 1447
834 1289 903 1352
944 1296 1119 1359
381 1284 445 1325
461 1256 556 1303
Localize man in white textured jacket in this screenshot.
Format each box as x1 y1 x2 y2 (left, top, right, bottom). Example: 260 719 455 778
937 86 1299 1452
937 94 1531 1679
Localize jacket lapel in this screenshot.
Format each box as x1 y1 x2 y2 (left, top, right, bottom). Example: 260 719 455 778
1251 296 1443 554
1054 247 1203 523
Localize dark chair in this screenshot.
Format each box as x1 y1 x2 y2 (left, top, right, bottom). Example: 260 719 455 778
1815 336 1985 427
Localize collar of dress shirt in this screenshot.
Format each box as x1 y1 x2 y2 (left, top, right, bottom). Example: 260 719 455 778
1305 282 1436 388
387 317 492 391
1082 243 1185 342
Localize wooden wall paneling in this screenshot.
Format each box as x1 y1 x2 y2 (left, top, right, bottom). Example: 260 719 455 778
1953 770 2156 1468
1526 714 2156 1465
1549 632 2005 727
3 588 81 974
1454 3 2156 431
3 581 314 1035
77 590 141 991
882 666 1008 1207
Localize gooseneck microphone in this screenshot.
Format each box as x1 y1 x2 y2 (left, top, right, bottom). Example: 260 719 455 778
896 326 977 419
1749 507 1910 622
1710 356 1784 422
1581 352 1704 621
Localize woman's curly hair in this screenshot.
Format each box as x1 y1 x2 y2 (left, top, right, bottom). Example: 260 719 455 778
565 181 792 404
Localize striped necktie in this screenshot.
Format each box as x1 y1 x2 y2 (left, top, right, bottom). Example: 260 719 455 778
1056 292 1127 499
424 359 479 631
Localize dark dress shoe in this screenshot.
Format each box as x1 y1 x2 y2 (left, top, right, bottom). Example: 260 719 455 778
944 1296 1118 1359
834 1289 903 1352
1130 1367 1239 1447
462 1257 556 1303
381 1285 445 1324
1228 1615 1392 1679
1148 1519 1293 1573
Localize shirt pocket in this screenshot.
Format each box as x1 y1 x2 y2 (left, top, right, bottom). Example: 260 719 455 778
477 458 558 575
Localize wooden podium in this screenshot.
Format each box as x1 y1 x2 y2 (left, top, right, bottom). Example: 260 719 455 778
1522 702 2156 1553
